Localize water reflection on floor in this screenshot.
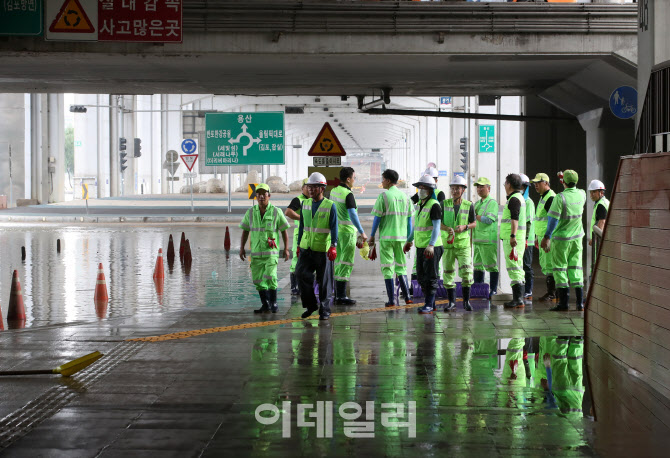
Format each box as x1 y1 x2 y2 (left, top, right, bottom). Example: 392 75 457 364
0 225 289 328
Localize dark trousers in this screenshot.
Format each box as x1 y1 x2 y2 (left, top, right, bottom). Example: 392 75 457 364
416 246 444 298
523 245 534 295
296 248 332 314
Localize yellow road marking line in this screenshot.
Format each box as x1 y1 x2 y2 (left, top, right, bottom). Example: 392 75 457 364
127 299 450 342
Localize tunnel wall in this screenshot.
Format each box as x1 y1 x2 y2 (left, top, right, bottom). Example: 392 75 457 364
586 151 670 432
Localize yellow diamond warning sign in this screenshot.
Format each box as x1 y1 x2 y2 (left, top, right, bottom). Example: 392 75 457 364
48 0 95 34
307 122 346 157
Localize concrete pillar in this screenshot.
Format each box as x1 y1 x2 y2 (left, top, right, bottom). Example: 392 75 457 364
160 94 168 194
109 95 119 197
47 94 65 203
0 94 28 207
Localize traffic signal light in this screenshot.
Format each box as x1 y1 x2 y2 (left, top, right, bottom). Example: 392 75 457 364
459 137 468 173
119 137 127 151
134 138 142 158
69 105 87 113
120 151 128 173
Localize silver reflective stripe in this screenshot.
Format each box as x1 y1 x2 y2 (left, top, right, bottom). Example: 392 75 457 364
249 227 265 232
508 267 523 271
568 355 584 360
560 193 568 219
566 215 581 220
547 211 560 218
556 282 569 288
501 219 511 223
334 276 349 281
535 216 548 222
317 207 330 213
381 263 394 268
553 234 582 241
510 280 524 286
330 195 346 203
554 268 567 272
305 227 330 234
240 224 250 231
485 213 497 219
395 262 405 267
336 261 354 266
251 252 278 257
568 266 583 270
253 279 262 284
385 212 407 216
415 226 432 231
381 235 406 240
339 221 354 226
473 239 493 243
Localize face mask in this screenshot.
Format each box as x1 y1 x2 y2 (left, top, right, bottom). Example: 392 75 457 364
419 189 430 200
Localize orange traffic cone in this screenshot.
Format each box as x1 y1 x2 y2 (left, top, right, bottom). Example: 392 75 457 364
7 270 26 321
0 301 4 331
154 277 165 305
93 263 109 302
184 240 192 266
167 234 175 262
94 300 108 320
153 248 165 279
179 232 186 260
224 227 231 251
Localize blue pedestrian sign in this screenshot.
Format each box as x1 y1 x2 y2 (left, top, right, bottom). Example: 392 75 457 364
438 170 447 177
181 138 198 155
609 86 637 120
440 97 452 107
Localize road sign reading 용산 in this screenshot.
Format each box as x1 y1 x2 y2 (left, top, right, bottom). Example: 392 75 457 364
205 112 285 166
479 125 495 153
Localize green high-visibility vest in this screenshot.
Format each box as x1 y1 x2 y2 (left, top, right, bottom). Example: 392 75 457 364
239 203 290 257
292 194 309 228
473 196 498 245
299 198 334 252
525 197 535 242
590 197 609 239
414 198 443 249
441 199 472 248
534 189 556 241
371 185 412 241
500 192 526 240
330 185 356 234
548 188 586 241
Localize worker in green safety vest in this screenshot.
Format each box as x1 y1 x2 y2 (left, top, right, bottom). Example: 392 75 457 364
330 167 367 305
531 173 558 302
540 169 587 311
406 175 444 314
472 177 499 300
587 179 609 257
369 169 414 307
441 175 476 312
285 178 309 296
519 173 536 301
501 174 527 308
239 183 291 313
544 336 585 416
296 172 339 321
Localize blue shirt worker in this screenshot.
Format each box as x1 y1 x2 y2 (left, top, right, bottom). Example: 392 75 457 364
330 167 367 305
285 178 309 296
239 183 291 314
296 172 339 321
541 170 587 311
406 175 444 314
369 169 414 307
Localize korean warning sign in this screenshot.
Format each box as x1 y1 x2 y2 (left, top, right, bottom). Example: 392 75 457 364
307 122 346 157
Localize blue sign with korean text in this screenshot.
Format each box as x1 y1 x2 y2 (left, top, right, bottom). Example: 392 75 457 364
609 86 637 120
438 170 447 177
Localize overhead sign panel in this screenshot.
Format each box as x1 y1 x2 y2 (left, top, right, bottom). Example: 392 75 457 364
308 122 346 157
205 112 285 166
0 0 43 36
98 0 183 43
46 0 97 41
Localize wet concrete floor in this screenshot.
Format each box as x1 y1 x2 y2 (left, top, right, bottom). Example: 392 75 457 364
0 224 664 456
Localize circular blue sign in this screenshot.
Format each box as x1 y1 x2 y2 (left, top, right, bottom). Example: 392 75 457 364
609 86 638 120
181 139 197 154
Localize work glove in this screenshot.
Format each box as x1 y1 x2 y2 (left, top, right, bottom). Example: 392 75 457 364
508 247 518 261
525 240 528 249
557 171 564 185
369 244 378 261
296 247 300 258
267 237 277 249
359 243 370 260
424 245 435 259
327 246 337 261
535 239 539 249
445 227 455 245
356 234 365 249
403 242 412 254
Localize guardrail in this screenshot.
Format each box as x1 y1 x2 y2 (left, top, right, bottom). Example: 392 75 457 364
183 1 638 34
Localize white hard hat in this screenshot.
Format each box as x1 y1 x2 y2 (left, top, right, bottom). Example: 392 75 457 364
449 175 467 187
424 167 439 178
519 173 530 186
307 172 327 186
588 179 605 191
412 174 437 189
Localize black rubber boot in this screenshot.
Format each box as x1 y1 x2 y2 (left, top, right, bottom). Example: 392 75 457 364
335 281 356 305
550 288 570 311
444 288 456 312
254 290 270 313
268 289 278 313
462 286 473 311
384 278 396 307
473 270 485 284
539 276 556 302
290 273 300 295
409 273 418 297
575 287 584 311
489 272 499 299
504 284 524 308
398 275 413 304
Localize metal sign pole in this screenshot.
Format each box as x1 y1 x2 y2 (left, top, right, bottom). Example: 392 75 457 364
190 176 194 212
8 144 12 208
228 166 232 213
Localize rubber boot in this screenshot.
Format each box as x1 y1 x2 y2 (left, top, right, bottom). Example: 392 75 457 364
398 275 413 304
550 288 569 311
575 287 584 311
335 281 356 305
418 291 435 314
268 289 278 313
539 276 556 302
462 286 473 311
409 273 417 297
384 279 396 307
444 288 456 312
254 290 270 313
504 284 524 308
473 270 485 284
489 272 499 300
290 273 300 295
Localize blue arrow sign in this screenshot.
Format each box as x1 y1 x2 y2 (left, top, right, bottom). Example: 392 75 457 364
181 138 197 155
609 86 637 120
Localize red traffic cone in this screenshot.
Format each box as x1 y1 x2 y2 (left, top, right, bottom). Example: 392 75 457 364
184 240 192 265
0 301 4 331
179 232 186 260
154 277 165 305
167 234 175 262
94 300 108 320
94 263 109 302
7 270 26 321
153 248 165 279
224 226 231 251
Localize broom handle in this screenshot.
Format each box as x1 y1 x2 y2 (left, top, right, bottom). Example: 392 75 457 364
0 370 52 376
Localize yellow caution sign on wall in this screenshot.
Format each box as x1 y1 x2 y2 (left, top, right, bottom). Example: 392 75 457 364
248 183 258 199
82 184 89 200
